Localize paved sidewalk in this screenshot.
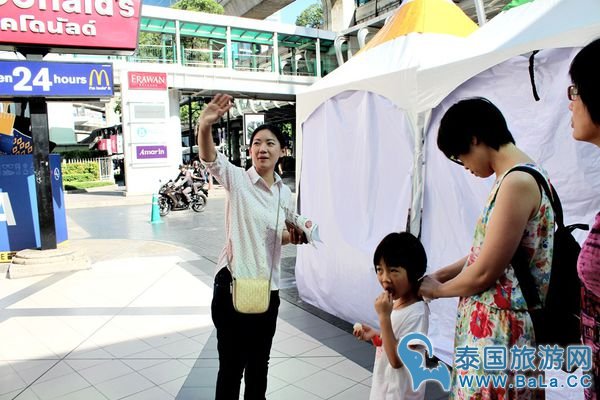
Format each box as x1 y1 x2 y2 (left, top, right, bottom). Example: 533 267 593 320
0 238 383 400
0 187 450 400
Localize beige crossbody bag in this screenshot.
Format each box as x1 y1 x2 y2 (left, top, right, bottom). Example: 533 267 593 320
230 187 281 314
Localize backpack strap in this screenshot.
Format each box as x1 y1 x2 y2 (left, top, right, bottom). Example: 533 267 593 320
503 165 587 310
502 166 556 309
508 166 563 228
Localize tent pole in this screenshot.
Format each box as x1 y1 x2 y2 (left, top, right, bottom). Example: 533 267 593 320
473 0 487 26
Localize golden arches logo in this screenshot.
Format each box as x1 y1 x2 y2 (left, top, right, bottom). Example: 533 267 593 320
89 69 110 88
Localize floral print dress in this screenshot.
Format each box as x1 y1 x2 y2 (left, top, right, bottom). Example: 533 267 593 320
450 164 554 400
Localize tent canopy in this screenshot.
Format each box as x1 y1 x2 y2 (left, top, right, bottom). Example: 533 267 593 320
297 0 477 124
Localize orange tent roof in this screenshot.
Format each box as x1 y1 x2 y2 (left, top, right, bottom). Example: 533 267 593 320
360 0 478 53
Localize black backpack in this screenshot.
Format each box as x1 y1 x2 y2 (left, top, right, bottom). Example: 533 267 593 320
507 166 587 348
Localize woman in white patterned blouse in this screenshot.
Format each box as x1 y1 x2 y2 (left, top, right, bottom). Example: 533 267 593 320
197 93 306 400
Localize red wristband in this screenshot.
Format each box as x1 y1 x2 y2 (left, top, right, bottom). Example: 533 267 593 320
371 335 382 347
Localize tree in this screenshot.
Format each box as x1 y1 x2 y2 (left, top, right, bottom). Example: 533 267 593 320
295 3 324 29
180 101 205 127
170 0 224 13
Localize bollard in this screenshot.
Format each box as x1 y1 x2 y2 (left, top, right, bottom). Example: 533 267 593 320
150 193 162 224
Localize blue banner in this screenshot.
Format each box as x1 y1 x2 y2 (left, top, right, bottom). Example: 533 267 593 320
0 61 113 98
0 154 67 252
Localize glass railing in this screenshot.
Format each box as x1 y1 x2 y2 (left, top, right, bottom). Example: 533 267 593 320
97 42 333 78
279 58 317 77
183 48 226 68
128 45 176 64
232 54 274 73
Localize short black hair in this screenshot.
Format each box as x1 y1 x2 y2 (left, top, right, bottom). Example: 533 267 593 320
249 124 287 148
373 232 427 294
437 97 515 160
570 38 600 125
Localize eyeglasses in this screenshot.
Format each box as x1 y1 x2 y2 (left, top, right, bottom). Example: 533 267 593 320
567 85 579 101
449 155 464 166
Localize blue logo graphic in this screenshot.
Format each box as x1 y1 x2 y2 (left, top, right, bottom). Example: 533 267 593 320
397 332 451 391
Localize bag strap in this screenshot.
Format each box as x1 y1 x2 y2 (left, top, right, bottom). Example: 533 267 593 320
502 165 588 310
229 184 281 282
267 185 281 284
508 166 563 228
499 165 554 309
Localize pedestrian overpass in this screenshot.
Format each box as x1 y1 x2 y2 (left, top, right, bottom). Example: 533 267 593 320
60 6 337 101
46 6 338 194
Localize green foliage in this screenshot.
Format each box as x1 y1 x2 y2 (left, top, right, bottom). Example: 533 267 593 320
180 101 206 127
113 95 122 116
296 3 324 29
64 181 114 190
63 173 96 182
138 31 162 47
63 162 100 182
171 0 224 13
281 122 292 140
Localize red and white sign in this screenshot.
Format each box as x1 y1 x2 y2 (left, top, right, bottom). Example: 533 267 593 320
0 0 142 54
128 72 168 90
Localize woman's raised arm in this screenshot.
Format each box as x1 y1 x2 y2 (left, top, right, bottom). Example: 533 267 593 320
197 94 233 162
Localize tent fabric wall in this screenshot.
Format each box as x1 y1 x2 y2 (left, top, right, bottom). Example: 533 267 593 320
421 45 600 400
295 3 600 394
297 90 414 327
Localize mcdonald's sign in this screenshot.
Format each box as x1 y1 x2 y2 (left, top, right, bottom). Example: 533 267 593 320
89 69 111 89
0 61 113 98
0 0 142 55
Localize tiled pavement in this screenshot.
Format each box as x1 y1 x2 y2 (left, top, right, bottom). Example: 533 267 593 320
0 187 449 400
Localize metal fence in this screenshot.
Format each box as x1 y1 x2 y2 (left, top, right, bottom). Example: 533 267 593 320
62 157 114 182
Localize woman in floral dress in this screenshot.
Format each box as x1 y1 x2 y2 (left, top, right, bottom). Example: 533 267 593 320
420 98 553 400
569 38 600 400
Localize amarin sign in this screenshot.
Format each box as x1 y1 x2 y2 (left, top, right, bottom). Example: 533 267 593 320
0 0 142 54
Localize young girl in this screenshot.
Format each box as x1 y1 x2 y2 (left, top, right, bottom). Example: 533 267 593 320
354 232 429 400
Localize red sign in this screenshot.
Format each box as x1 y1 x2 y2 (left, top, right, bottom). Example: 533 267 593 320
128 72 168 90
0 0 142 54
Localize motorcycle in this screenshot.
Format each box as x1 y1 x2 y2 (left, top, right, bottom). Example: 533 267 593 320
158 180 208 216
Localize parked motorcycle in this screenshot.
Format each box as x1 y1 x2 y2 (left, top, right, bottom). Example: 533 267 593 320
158 180 208 216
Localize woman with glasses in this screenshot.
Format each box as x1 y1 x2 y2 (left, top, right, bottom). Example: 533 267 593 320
569 38 600 400
419 98 553 399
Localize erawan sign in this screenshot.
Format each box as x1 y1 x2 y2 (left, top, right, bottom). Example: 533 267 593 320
0 0 142 54
128 72 167 90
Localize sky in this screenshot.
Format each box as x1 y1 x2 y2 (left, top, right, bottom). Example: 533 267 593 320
141 0 319 24
276 0 318 24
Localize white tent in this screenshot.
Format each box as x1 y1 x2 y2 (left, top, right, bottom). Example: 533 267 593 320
295 0 478 339
295 0 600 379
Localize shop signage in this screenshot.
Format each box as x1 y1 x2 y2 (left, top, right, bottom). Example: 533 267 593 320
136 145 167 159
0 0 142 53
0 61 113 97
0 155 68 252
128 72 167 90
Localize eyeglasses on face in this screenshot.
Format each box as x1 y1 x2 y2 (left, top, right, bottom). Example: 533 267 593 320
449 155 464 166
568 85 579 101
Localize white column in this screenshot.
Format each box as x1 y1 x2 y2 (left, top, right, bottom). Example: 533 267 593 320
226 26 233 70
175 19 182 65
473 0 487 26
315 38 321 77
273 31 279 74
